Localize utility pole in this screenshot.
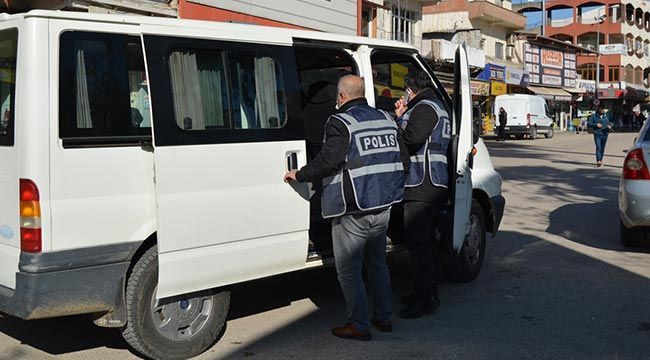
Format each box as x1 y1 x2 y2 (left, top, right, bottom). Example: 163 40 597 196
541 0 545 36
595 9 606 102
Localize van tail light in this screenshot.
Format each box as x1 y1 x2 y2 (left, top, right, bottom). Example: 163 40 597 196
19 179 41 253
623 149 650 180
526 113 531 125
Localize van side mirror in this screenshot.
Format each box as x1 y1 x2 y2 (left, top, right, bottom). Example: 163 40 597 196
472 119 480 145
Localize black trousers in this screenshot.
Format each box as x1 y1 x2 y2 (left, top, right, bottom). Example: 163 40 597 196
404 200 443 300
498 124 506 140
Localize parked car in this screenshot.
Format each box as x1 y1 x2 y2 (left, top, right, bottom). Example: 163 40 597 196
619 120 650 246
494 94 554 139
0 10 504 360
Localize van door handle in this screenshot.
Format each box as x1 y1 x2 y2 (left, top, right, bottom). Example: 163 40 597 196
286 152 298 171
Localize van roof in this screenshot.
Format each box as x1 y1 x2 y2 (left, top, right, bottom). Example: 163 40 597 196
0 10 416 51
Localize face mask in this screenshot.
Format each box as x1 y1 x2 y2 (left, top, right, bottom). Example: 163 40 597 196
403 88 412 105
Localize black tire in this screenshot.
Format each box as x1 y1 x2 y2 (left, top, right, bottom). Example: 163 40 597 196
545 127 554 139
448 200 486 282
121 245 230 360
529 127 537 140
515 134 525 140
620 220 644 247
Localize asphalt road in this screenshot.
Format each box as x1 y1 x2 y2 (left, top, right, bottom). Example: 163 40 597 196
1 131 649 360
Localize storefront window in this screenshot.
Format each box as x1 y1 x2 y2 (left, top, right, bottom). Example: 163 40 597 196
608 66 620 82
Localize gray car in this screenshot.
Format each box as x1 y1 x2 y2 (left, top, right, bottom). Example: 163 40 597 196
619 120 650 246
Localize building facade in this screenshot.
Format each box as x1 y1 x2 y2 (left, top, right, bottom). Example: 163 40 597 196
516 0 650 122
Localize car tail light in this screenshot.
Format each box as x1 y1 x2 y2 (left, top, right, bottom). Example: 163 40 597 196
623 149 650 180
526 113 531 126
19 179 41 253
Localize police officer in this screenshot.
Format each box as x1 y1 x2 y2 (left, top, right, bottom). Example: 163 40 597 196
395 71 451 319
284 75 406 341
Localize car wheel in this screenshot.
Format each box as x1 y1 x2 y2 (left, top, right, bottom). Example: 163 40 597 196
121 245 230 360
530 127 537 140
448 200 486 282
620 220 645 247
545 127 554 139
515 134 525 140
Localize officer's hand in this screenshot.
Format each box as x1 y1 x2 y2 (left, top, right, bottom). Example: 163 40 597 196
284 170 298 183
394 99 407 118
596 123 603 128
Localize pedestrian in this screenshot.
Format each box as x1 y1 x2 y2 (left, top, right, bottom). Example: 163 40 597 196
497 107 507 141
284 75 407 341
394 71 451 319
633 108 646 132
587 105 613 167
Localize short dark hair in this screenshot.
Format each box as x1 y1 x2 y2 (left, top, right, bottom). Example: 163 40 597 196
404 70 430 93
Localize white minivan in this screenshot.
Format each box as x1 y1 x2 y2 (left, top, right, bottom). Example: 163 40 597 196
0 10 504 360
494 94 554 139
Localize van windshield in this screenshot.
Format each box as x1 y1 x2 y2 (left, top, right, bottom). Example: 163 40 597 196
0 29 17 146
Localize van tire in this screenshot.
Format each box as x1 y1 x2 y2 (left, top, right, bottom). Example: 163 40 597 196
545 127 554 139
529 127 537 140
121 245 230 360
447 200 486 282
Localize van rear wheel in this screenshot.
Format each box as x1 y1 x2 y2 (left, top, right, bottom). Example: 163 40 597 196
545 127 554 139
529 127 537 140
121 245 230 360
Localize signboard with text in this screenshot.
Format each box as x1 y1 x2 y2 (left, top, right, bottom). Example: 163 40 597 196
524 43 576 88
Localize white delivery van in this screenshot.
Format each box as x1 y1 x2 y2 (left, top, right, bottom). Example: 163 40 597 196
494 94 554 139
0 11 504 360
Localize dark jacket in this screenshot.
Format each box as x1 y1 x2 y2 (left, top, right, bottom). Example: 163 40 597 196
400 88 449 203
296 98 410 214
498 110 507 127
588 112 613 136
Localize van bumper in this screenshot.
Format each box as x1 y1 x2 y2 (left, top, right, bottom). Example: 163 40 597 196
0 242 139 320
490 194 506 234
503 125 533 135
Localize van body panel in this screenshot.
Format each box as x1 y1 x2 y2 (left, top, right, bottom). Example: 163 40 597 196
0 20 23 289
48 20 156 252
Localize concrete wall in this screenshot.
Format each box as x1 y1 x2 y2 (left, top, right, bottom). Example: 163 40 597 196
185 0 357 34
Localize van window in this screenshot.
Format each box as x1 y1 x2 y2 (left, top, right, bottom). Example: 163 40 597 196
0 29 17 147
168 49 286 130
59 32 150 145
370 51 433 115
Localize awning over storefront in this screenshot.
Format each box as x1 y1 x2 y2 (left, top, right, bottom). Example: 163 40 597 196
528 86 572 101
563 87 586 94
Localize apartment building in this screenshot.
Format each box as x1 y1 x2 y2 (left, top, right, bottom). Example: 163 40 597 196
516 0 650 120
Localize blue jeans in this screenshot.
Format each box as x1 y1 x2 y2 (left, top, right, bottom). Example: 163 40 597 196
331 209 392 332
594 134 608 162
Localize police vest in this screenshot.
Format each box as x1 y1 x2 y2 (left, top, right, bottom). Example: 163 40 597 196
399 99 451 188
321 105 405 219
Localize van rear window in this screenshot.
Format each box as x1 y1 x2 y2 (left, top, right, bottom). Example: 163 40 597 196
0 29 17 147
59 32 150 146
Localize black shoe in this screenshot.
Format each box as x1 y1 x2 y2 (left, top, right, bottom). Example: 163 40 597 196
400 292 418 305
371 318 393 333
399 297 439 319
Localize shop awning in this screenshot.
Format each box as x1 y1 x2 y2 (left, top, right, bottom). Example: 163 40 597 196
528 86 573 101
563 87 586 94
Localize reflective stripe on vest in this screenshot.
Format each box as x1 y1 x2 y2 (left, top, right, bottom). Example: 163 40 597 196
400 99 451 188
321 105 405 219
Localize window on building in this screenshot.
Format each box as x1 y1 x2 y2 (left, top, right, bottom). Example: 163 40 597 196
635 66 643 85
623 65 634 83
495 42 504 59
0 29 17 147
577 63 603 81
609 4 622 23
59 32 151 144
608 66 620 82
608 33 624 44
362 7 374 37
392 6 417 44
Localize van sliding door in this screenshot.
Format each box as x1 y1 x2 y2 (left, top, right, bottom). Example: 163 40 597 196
140 29 309 299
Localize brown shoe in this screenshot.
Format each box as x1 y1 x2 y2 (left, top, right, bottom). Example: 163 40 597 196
371 318 393 333
331 322 371 341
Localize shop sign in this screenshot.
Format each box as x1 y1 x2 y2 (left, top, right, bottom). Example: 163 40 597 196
477 63 505 82
525 43 576 88
577 79 595 93
599 44 626 55
390 63 408 88
491 81 507 95
505 67 529 87
471 80 490 96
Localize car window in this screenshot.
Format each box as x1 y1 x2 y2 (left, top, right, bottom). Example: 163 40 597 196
0 29 17 146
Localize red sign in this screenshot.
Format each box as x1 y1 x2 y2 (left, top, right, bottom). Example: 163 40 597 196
540 48 563 69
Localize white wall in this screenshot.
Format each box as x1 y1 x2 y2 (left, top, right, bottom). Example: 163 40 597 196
188 0 357 34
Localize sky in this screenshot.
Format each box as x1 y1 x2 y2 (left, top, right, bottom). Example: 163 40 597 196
512 0 603 30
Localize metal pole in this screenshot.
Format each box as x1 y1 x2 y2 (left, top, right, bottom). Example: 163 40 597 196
595 10 601 102
541 0 545 36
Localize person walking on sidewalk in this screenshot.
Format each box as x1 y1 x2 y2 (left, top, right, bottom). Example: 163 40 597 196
587 105 613 167
284 75 407 341
497 107 508 141
394 71 451 319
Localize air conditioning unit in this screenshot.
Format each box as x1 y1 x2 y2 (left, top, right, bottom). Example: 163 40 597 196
507 36 516 45
506 46 515 59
